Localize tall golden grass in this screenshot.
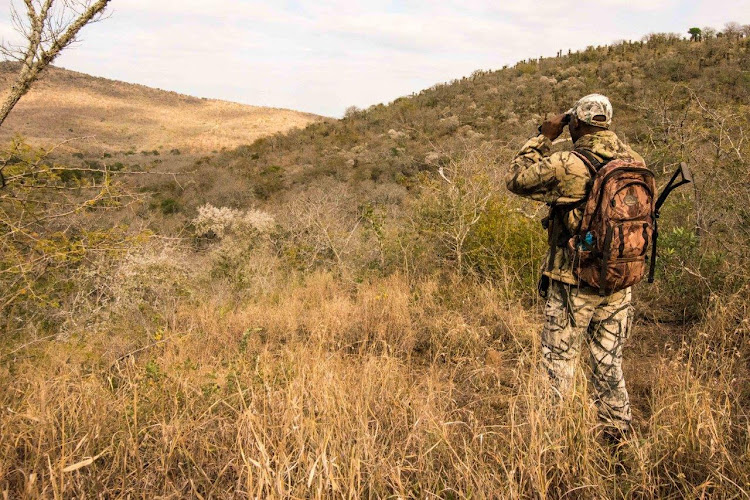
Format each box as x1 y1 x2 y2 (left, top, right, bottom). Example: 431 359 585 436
2 31 749 499
2 271 747 498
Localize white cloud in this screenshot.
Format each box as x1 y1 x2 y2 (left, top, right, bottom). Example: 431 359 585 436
1 0 748 116
693 0 750 27
595 0 679 11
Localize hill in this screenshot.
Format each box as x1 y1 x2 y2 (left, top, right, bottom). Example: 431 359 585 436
1 30 750 498
0 63 323 154
181 32 748 315
217 33 748 206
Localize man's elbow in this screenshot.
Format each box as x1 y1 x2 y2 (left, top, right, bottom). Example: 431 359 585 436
505 171 523 195
505 157 531 195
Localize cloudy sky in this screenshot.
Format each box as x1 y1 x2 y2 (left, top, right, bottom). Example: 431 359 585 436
1 0 748 116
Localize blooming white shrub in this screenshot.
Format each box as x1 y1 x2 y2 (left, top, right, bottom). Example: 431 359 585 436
193 204 275 239
191 205 279 290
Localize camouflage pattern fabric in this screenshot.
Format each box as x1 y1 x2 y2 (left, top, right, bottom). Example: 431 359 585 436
566 93 614 128
505 130 645 284
542 280 633 431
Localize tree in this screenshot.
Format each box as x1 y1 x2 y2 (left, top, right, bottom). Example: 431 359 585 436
702 27 717 40
0 0 111 128
343 105 361 119
688 27 702 42
723 22 741 40
0 1 124 330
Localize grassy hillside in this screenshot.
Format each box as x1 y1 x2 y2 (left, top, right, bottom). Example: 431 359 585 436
1 31 750 498
0 63 323 154
221 34 747 204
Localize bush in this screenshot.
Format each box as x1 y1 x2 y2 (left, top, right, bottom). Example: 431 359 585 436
465 197 545 296
192 204 278 290
159 198 180 214
0 140 143 337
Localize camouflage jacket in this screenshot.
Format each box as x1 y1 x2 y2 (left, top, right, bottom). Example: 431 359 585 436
505 130 645 285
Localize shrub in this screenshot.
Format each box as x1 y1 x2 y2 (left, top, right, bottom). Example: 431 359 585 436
0 140 143 337
192 204 278 289
159 198 180 214
464 197 545 296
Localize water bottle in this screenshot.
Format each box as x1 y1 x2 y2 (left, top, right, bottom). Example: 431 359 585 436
579 231 595 250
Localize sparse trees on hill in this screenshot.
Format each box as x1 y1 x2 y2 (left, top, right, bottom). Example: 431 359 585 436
702 27 717 39
0 0 111 128
723 22 742 40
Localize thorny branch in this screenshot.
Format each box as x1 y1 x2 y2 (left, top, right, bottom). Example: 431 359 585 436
0 0 112 128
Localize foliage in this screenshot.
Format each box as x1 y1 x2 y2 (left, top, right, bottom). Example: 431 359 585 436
1 27 750 498
414 148 494 274
0 139 145 336
464 197 545 295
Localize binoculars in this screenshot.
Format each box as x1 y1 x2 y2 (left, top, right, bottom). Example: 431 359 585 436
538 113 571 135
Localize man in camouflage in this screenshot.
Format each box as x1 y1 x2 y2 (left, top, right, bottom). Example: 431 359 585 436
505 94 644 439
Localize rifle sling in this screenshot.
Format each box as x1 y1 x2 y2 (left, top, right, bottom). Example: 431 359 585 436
648 218 659 283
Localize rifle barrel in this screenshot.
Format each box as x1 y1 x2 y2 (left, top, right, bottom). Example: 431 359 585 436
655 163 693 214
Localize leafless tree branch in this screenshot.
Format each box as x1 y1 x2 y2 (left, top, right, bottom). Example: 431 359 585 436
0 0 111 128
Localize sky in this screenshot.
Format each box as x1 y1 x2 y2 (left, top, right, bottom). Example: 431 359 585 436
1 0 748 117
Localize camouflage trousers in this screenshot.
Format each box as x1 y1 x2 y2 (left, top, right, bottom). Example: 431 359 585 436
541 280 634 431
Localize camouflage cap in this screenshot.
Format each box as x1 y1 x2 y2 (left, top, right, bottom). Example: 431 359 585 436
566 93 613 129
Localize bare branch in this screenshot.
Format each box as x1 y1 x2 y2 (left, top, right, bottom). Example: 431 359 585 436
0 0 111 128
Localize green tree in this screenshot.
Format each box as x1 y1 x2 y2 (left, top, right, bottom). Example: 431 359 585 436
688 27 702 42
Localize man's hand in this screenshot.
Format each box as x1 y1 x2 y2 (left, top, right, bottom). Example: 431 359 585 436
540 113 568 141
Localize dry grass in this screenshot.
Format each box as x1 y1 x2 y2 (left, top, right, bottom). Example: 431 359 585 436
2 33 749 499
2 272 748 498
0 63 324 154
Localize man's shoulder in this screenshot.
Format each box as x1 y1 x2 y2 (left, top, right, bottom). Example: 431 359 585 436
547 151 591 201
550 150 591 178
577 130 645 164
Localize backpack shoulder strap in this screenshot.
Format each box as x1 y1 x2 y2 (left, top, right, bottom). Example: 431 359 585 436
571 149 607 176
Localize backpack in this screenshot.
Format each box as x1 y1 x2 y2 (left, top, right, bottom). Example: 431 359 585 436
567 150 656 295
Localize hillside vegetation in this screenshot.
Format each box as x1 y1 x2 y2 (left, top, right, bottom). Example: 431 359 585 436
1 30 750 498
0 63 323 154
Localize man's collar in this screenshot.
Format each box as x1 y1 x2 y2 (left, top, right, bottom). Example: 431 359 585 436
573 128 614 146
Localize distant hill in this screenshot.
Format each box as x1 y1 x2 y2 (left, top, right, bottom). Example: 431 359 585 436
220 33 749 206
0 63 324 154
202 32 748 318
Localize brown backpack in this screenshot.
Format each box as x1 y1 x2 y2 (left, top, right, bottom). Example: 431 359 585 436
568 151 656 295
